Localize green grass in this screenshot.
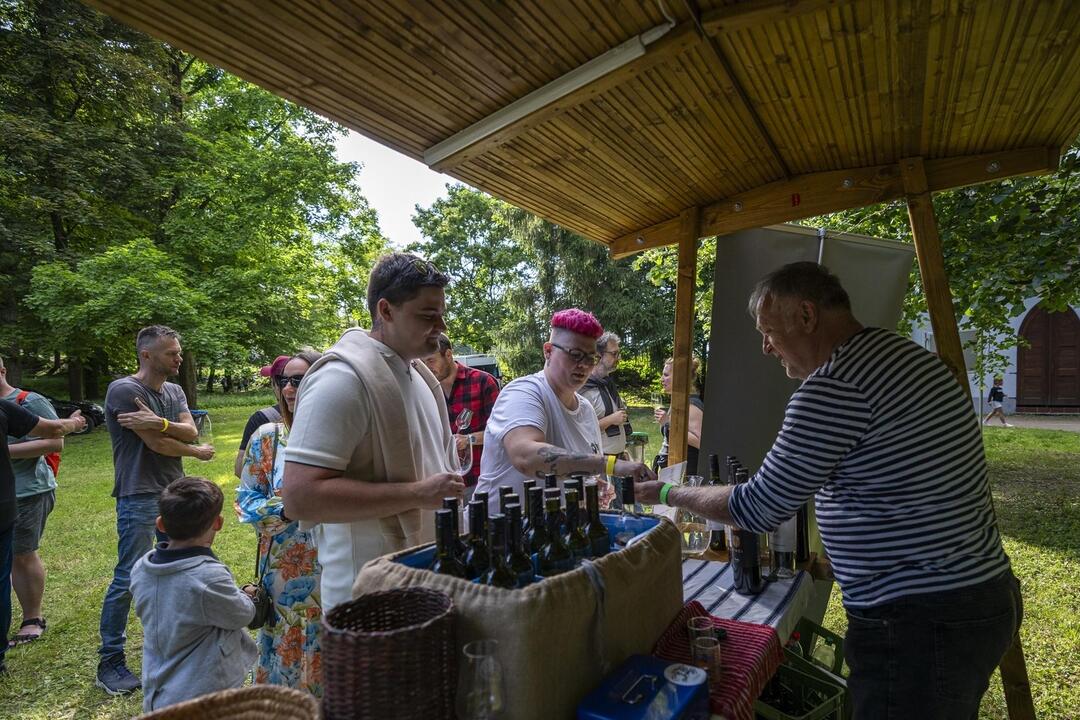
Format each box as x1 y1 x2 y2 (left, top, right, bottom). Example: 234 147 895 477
820 426 1080 719
1 404 1075 718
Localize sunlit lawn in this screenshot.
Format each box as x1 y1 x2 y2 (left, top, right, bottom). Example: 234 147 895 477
1 399 1075 719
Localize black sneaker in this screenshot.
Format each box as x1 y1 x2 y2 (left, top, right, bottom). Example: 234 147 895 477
95 655 141 695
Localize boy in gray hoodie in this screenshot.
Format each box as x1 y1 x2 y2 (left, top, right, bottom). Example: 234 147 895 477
131 476 258 711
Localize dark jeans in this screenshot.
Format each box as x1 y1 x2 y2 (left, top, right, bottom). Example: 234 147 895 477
0 524 14 665
844 570 1022 720
98 493 167 660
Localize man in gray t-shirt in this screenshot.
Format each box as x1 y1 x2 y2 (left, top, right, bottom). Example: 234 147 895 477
95 325 214 696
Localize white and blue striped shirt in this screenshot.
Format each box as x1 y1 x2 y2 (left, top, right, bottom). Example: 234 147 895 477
729 328 1010 608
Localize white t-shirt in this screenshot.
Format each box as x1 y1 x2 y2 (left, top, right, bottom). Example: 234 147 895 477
286 337 452 609
580 384 627 455
473 371 602 516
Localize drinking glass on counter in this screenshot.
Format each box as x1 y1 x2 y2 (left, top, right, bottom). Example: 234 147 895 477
676 475 709 556
692 636 722 684
457 639 505 720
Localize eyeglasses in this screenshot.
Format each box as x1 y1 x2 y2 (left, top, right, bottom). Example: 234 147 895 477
602 349 621 358
274 375 304 388
551 342 601 367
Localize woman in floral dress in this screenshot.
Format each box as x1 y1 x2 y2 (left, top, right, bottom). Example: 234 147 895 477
237 349 323 695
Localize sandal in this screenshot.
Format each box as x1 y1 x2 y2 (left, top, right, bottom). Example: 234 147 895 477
8 617 46 647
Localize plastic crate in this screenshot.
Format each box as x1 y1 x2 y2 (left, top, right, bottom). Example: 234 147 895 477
754 663 844 720
794 617 845 676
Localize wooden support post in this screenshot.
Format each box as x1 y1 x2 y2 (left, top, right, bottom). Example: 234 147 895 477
900 157 1036 720
668 207 700 468
900 157 970 397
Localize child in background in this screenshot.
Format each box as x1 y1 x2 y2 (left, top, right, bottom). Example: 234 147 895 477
131 477 258 711
983 377 1013 427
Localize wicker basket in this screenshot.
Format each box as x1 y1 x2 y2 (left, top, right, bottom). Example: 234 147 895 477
322 587 456 719
134 685 320 719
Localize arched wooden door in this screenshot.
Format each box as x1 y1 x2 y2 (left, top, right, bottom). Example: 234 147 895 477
1017 304 1080 407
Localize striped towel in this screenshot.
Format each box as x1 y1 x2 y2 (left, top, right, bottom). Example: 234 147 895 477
682 558 812 641
653 601 784 720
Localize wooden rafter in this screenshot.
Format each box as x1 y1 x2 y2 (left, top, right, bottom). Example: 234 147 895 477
428 22 701 173
610 145 1059 258
700 0 853 34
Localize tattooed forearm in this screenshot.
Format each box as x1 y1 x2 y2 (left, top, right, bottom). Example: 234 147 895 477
534 445 595 477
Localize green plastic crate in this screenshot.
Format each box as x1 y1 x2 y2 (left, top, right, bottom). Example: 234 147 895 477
755 662 844 720
794 617 845 676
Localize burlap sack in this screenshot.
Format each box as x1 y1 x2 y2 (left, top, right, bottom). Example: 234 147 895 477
353 518 683 720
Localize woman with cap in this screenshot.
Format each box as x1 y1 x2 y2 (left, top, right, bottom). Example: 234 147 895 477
236 349 324 694
232 356 289 478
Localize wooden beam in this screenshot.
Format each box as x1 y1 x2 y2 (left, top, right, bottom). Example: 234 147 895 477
610 145 1059 258
901 157 1037 720
900 156 970 393
429 22 700 173
701 0 851 35
668 207 700 468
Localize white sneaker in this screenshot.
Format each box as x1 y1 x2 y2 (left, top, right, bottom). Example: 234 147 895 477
1003 422 1014 427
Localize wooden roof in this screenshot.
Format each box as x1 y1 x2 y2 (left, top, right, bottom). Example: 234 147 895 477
87 0 1080 255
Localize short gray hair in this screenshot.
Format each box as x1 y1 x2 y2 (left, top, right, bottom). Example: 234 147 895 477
434 333 452 354
596 331 621 352
747 262 851 317
136 325 181 352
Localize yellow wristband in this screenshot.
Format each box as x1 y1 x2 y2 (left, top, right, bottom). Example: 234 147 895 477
160 417 169 433
605 454 616 476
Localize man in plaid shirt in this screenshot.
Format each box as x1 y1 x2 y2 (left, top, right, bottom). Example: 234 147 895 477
423 334 500 494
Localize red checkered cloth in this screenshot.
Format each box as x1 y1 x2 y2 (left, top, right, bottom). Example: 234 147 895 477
653 601 784 720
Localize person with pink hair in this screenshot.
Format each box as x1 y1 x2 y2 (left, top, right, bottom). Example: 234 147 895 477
472 309 655 514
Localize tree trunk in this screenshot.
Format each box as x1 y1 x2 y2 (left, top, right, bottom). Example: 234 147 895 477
177 350 198 408
50 351 62 375
84 352 105 399
67 357 84 401
205 366 217 394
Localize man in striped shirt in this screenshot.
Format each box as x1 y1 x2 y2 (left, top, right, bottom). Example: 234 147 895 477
640 262 1021 718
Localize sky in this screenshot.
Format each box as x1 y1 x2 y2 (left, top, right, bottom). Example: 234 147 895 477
334 130 456 248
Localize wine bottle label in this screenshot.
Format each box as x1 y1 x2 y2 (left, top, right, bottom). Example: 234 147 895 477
706 519 724 530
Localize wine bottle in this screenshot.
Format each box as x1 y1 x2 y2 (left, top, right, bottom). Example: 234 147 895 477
505 503 534 587
730 467 764 595
583 480 610 558
484 514 518 588
431 508 468 578
620 476 636 514
442 496 467 559
544 473 558 489
707 454 727 552
769 514 797 579
503 492 520 517
464 500 490 579
795 502 811 563
544 487 566 532
525 486 549 554
563 488 589 562
520 480 536 536
539 495 573 576
498 485 514 514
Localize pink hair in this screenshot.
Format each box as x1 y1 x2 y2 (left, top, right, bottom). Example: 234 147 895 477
550 309 603 339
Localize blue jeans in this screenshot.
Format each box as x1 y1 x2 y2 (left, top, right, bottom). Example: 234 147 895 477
98 493 167 661
0 524 14 666
844 570 1022 720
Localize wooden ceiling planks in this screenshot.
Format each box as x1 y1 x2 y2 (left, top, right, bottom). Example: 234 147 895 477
84 0 1080 250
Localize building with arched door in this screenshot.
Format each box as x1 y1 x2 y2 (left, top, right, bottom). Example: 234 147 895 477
913 299 1080 415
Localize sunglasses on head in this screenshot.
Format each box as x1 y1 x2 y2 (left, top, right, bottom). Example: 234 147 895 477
274 375 304 388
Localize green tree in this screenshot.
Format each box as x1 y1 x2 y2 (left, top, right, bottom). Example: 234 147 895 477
3 0 389 402
808 142 1080 392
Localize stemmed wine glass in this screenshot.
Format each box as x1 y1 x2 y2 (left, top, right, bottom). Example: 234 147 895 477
453 408 474 476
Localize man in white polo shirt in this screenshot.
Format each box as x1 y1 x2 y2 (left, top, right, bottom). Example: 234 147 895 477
282 253 465 609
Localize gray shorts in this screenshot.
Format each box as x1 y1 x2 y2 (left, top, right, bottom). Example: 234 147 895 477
14 489 56 554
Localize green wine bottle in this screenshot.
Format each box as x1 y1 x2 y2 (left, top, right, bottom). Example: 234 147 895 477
525 486 548 554
431 509 468 578
539 496 574 576
505 503 534 587
583 480 611 557
464 499 490 579
485 514 518 588
563 488 589 562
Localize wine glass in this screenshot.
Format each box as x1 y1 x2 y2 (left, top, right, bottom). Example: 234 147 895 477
453 408 474 476
456 639 505 720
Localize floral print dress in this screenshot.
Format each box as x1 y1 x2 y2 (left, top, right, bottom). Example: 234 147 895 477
236 423 322 695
